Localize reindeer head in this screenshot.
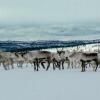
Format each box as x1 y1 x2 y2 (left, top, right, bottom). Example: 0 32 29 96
57 48 65 56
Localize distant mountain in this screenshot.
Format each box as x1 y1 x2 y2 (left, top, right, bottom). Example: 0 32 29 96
0 23 100 41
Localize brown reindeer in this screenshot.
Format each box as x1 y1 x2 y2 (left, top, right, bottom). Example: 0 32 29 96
22 51 52 71
80 53 98 72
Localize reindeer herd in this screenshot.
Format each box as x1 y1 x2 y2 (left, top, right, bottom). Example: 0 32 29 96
0 48 100 72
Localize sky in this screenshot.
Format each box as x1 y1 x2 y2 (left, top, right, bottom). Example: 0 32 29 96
0 0 100 24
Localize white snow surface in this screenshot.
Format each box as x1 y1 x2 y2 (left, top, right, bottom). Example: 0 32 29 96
0 66 100 100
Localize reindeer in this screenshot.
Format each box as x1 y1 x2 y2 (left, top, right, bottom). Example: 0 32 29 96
46 52 63 70
0 52 14 70
13 52 25 68
66 51 82 69
48 48 67 69
76 52 98 72
22 51 52 71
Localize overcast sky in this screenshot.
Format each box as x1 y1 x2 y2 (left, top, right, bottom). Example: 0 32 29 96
0 0 100 24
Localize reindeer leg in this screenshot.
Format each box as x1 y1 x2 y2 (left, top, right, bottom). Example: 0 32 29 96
53 62 56 70
81 67 84 72
84 66 86 72
81 60 85 72
62 61 64 70
3 63 8 70
19 61 23 68
41 62 45 69
95 66 98 71
36 59 39 71
17 62 19 67
46 61 50 71
67 61 70 69
11 64 14 69
52 59 56 70
46 66 49 71
33 61 37 71
95 60 98 72
72 62 74 69
11 59 14 69
57 62 61 70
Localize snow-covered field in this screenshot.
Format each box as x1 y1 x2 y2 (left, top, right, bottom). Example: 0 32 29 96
0 65 100 100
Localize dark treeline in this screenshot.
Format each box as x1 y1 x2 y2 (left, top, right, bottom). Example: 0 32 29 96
0 39 100 52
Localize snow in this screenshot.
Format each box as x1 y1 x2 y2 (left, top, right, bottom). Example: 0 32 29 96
0 67 100 100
